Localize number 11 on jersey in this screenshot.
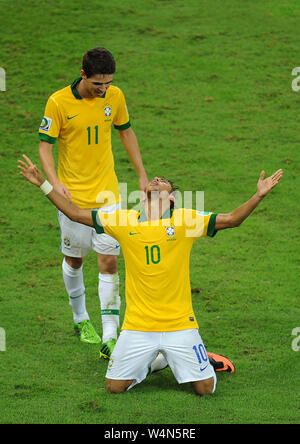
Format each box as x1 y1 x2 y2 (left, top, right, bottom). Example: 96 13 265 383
87 125 99 145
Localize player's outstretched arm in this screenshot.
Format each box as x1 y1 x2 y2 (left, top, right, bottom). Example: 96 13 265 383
18 154 94 227
215 169 282 231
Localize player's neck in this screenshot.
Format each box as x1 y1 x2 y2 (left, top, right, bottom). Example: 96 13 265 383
144 199 171 221
76 79 93 99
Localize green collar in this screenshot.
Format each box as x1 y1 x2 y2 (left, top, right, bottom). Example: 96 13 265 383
138 207 174 223
71 77 83 99
71 77 107 99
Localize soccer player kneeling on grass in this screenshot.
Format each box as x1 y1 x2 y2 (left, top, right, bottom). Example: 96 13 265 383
18 155 282 396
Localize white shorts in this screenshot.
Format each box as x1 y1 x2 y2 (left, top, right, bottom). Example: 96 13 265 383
106 329 216 391
58 203 121 257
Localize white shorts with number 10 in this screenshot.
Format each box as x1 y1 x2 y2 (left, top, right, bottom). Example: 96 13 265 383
106 329 216 391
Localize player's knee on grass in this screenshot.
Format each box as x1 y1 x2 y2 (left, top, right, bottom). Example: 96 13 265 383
106 378 134 394
191 377 215 396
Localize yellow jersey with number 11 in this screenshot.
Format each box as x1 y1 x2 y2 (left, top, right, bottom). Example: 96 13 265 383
38 78 130 209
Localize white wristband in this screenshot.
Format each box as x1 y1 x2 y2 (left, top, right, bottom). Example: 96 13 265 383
40 180 53 196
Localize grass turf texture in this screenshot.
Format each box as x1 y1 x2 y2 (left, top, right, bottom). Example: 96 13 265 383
0 0 299 424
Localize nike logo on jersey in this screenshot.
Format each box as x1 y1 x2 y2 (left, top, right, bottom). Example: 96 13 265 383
67 114 80 120
129 232 140 235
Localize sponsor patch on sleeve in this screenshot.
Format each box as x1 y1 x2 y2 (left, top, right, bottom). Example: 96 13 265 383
196 211 211 216
39 116 52 132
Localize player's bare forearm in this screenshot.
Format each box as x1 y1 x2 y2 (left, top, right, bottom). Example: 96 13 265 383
39 141 72 198
215 193 263 230
18 154 93 227
39 141 58 184
46 190 93 227
215 169 282 230
119 127 148 190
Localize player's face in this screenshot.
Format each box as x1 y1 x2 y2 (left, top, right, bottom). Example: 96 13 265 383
81 71 113 98
146 177 174 204
147 177 172 193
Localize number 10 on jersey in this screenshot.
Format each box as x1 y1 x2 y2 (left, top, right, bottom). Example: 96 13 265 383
145 245 161 265
87 125 99 145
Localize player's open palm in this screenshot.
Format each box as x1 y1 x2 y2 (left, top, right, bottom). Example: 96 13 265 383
18 154 45 187
257 169 282 198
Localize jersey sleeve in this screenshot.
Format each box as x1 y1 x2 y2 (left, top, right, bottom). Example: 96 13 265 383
205 212 218 237
113 88 131 130
92 209 122 241
38 95 62 144
178 209 218 238
92 210 105 234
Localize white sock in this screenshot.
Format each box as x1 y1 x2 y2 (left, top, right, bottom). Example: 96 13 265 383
98 272 120 343
62 258 89 324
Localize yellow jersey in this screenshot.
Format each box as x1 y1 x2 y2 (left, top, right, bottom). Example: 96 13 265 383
38 78 130 209
92 208 217 331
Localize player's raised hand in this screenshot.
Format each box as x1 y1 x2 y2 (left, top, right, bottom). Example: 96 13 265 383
257 169 282 198
18 154 45 187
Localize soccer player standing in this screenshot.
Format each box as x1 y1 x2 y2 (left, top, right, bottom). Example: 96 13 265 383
38 47 148 356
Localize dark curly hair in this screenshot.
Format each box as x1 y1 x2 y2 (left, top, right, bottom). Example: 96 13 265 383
82 47 116 78
160 177 179 210
159 177 179 194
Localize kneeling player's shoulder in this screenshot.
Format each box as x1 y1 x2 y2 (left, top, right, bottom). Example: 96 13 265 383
173 208 193 219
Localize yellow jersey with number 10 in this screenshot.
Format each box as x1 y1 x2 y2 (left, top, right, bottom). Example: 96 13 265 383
92 208 217 332
38 78 130 209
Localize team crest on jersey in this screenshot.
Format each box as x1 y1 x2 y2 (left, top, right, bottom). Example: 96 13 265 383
166 226 176 242
39 116 52 132
104 105 112 117
166 226 175 237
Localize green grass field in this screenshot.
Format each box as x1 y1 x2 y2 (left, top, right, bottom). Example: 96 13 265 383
0 0 299 425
